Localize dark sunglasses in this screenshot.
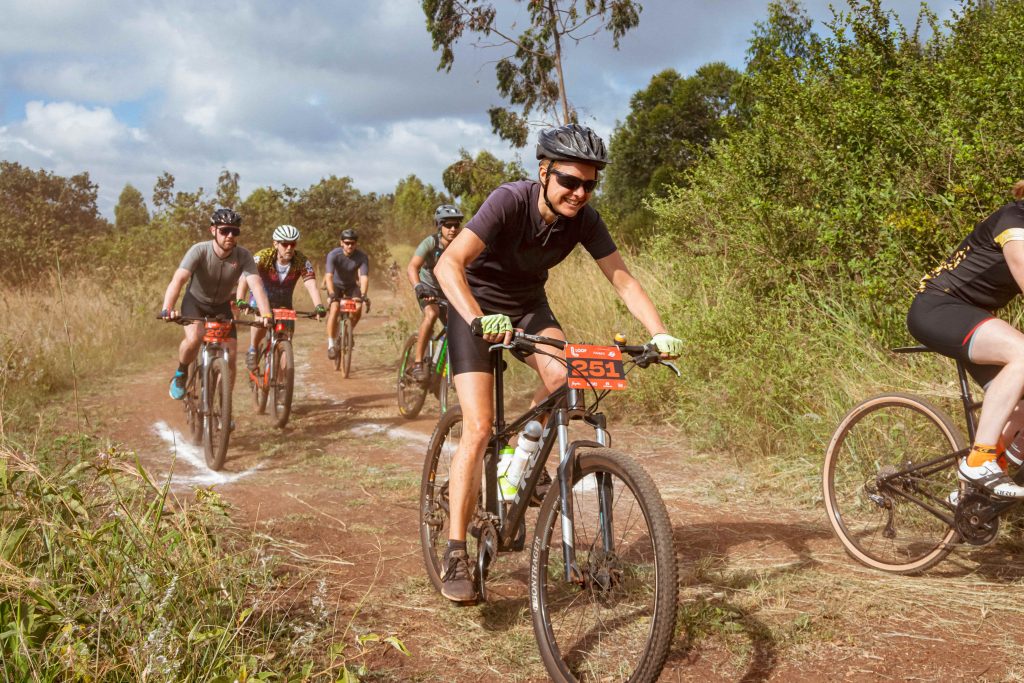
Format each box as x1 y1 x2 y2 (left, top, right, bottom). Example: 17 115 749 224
441 222 461 229
549 168 598 193
278 240 296 247
342 240 357 246
217 226 241 236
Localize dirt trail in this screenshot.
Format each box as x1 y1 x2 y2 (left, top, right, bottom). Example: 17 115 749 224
85 289 1024 682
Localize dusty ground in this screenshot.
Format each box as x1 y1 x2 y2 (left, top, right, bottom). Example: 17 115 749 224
82 290 1024 682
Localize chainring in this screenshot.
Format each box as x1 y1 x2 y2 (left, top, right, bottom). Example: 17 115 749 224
954 492 1000 546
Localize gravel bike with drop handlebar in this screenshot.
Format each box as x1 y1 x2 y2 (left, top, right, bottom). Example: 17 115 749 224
419 330 680 682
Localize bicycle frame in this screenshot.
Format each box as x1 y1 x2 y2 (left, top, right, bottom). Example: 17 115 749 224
251 314 293 389
482 346 611 583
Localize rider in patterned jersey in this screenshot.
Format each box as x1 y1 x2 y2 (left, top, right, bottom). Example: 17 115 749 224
432 123 685 602
908 181 1024 498
236 224 326 372
406 204 463 381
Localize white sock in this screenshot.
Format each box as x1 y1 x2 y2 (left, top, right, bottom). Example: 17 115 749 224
328 339 335 349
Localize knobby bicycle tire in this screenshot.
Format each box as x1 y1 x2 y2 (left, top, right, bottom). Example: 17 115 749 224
273 340 294 428
184 360 204 445
398 334 428 419
341 317 354 378
251 345 269 414
203 357 232 471
823 392 965 574
420 407 478 594
530 448 678 683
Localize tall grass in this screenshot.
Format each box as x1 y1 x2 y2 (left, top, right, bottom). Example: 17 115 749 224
0 435 403 681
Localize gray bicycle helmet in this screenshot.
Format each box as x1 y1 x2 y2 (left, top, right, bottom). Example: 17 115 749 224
535 123 609 170
210 208 242 226
434 204 464 225
340 228 358 241
272 224 300 242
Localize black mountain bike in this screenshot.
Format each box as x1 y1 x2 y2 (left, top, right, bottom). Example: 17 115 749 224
329 294 368 378
822 344 1024 574
160 315 260 470
419 332 679 682
397 297 454 418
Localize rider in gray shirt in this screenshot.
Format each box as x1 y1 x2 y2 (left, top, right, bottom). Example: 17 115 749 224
160 208 272 401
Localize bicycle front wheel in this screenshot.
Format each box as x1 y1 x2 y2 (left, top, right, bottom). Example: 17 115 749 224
272 340 294 428
203 357 232 471
531 448 678 683
823 393 964 574
341 317 353 378
397 334 427 419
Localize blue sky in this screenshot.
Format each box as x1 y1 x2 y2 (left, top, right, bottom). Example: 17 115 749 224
0 0 962 217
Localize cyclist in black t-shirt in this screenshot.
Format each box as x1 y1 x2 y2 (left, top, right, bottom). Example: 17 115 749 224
432 123 684 602
907 180 1024 498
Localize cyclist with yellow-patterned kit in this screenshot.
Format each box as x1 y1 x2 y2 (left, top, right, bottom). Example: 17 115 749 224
432 123 685 602
236 224 326 372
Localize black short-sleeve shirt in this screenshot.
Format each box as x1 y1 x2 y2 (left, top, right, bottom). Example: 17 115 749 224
463 180 617 315
918 201 1024 311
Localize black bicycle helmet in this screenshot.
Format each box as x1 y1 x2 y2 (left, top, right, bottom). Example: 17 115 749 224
434 204 464 225
340 228 358 241
535 123 609 170
210 208 242 226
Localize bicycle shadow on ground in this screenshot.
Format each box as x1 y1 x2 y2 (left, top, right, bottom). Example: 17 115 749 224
662 520 834 682
929 535 1024 582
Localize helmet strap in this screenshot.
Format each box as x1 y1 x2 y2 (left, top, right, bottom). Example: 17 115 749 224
541 160 565 225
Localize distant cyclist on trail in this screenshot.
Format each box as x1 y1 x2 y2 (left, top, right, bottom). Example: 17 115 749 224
433 123 685 602
236 224 326 372
908 180 1024 498
160 208 273 400
406 204 463 382
324 228 369 360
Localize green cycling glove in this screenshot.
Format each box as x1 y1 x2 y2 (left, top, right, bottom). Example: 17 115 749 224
650 333 684 357
474 314 513 336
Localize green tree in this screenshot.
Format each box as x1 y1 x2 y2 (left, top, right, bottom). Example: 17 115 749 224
602 62 743 243
113 183 150 230
240 186 295 239
442 149 526 214
152 172 175 213
392 174 449 244
423 0 642 146
0 161 109 281
291 176 390 270
216 169 240 209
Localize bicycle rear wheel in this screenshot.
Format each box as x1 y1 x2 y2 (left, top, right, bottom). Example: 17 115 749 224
203 357 232 471
251 346 269 414
823 393 964 574
272 340 294 428
184 360 203 445
531 448 677 683
420 407 480 595
341 317 354 378
398 334 427 419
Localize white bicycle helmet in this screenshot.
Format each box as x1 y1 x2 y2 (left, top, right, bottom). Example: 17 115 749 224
272 224 300 242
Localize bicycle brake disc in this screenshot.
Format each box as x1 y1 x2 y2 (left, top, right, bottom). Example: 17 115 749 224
954 493 1000 546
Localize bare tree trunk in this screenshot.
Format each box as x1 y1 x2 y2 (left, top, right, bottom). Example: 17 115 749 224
548 0 570 124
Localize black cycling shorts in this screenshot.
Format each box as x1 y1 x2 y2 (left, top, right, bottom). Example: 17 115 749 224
180 290 237 339
448 302 561 375
331 282 361 300
906 292 997 386
416 283 443 312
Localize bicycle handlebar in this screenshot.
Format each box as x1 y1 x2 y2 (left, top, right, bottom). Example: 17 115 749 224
236 303 323 320
155 314 263 328
487 331 681 375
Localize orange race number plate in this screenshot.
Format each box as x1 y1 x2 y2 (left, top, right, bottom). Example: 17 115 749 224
565 344 628 391
340 299 359 313
273 308 297 320
203 320 233 343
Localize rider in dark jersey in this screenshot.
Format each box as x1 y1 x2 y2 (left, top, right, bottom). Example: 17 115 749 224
432 123 684 602
907 182 1024 497
406 204 462 381
324 228 369 360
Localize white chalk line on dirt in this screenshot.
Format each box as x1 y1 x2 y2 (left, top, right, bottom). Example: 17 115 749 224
152 421 261 486
348 422 430 446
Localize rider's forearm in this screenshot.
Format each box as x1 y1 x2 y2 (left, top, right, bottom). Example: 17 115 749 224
305 279 323 307
324 274 336 298
248 275 273 317
435 254 483 325
162 269 190 312
359 275 369 297
235 275 249 303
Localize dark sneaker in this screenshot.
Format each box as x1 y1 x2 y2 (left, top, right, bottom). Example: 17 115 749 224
440 549 476 603
245 349 258 372
327 345 338 360
530 468 553 507
169 369 187 400
411 362 428 382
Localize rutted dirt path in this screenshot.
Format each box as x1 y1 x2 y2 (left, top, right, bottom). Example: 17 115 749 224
84 290 1024 682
